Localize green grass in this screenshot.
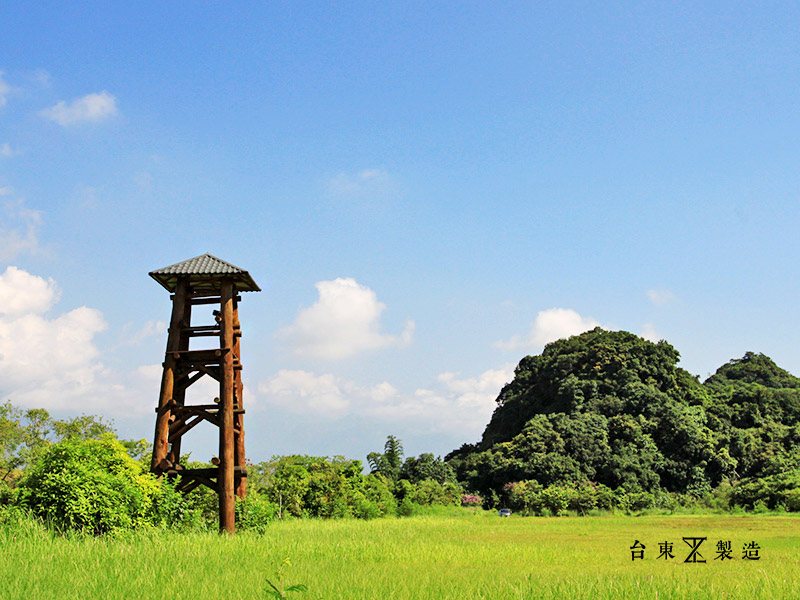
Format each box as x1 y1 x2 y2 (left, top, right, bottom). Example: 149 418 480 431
2 511 799 599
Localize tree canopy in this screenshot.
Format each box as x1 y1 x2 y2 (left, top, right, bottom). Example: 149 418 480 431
447 328 800 506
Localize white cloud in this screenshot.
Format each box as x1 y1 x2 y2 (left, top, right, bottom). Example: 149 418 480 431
0 266 60 316
120 319 166 345
640 323 661 342
0 266 165 415
495 308 601 351
32 69 51 87
39 91 118 126
258 364 514 437
647 288 675 306
70 184 101 209
0 267 107 404
0 143 13 157
0 72 13 108
327 168 397 202
0 197 43 260
280 278 414 360
258 370 356 418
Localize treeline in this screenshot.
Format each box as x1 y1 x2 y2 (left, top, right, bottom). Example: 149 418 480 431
3 327 799 534
0 406 461 534
446 329 800 513
249 439 461 521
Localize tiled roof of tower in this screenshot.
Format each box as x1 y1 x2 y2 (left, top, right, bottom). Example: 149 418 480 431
149 253 261 293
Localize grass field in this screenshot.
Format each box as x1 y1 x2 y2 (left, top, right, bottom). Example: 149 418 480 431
2 511 799 599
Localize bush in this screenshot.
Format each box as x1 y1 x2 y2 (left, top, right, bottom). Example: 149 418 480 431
461 494 482 507
17 435 160 534
236 492 279 532
731 468 800 511
566 483 598 515
539 487 569 516
397 497 418 517
351 491 382 520
362 474 397 516
0 480 14 507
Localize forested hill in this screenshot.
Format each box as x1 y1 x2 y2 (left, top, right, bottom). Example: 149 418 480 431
446 328 800 504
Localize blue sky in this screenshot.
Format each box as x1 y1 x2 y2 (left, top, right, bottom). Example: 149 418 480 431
1 2 799 464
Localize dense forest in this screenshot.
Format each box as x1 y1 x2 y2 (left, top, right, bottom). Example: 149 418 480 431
2 327 800 533
446 328 800 512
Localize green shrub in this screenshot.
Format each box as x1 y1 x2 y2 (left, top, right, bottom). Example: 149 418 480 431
397 497 418 517
731 468 800 511
17 435 160 534
409 479 444 506
393 479 414 501
539 487 569 516
625 490 655 511
702 481 733 511
362 474 397 516
566 483 598 515
0 480 14 506
236 492 279 532
406 479 462 507
351 491 381 520
783 488 800 511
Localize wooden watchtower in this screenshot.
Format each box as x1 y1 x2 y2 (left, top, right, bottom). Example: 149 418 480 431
149 253 260 533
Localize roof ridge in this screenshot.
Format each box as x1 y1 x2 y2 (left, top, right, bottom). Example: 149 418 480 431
149 253 261 293
151 253 247 274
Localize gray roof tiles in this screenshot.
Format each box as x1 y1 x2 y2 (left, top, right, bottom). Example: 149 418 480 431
149 253 261 293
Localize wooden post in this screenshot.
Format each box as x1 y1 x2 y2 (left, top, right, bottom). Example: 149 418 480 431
152 278 188 471
233 298 247 498
218 278 236 534
167 295 192 465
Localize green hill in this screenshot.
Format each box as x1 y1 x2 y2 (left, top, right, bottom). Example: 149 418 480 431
447 329 800 509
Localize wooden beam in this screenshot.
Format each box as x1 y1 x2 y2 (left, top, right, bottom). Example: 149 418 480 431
170 466 246 478
174 370 205 392
185 295 241 305
171 348 227 361
151 278 188 472
193 363 221 383
168 415 204 442
171 403 244 415
174 325 222 338
176 479 203 494
168 290 191 465
218 278 236 534
181 325 220 332
233 300 247 499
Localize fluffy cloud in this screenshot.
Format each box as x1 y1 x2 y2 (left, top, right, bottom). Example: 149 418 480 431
0 143 13 157
327 168 397 202
258 364 514 437
39 91 118 125
647 288 675 306
0 197 43 260
0 267 106 403
0 266 159 414
495 308 601 351
280 278 414 360
33 70 51 87
0 72 12 108
640 323 661 342
259 370 365 418
120 319 166 345
0 266 60 316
